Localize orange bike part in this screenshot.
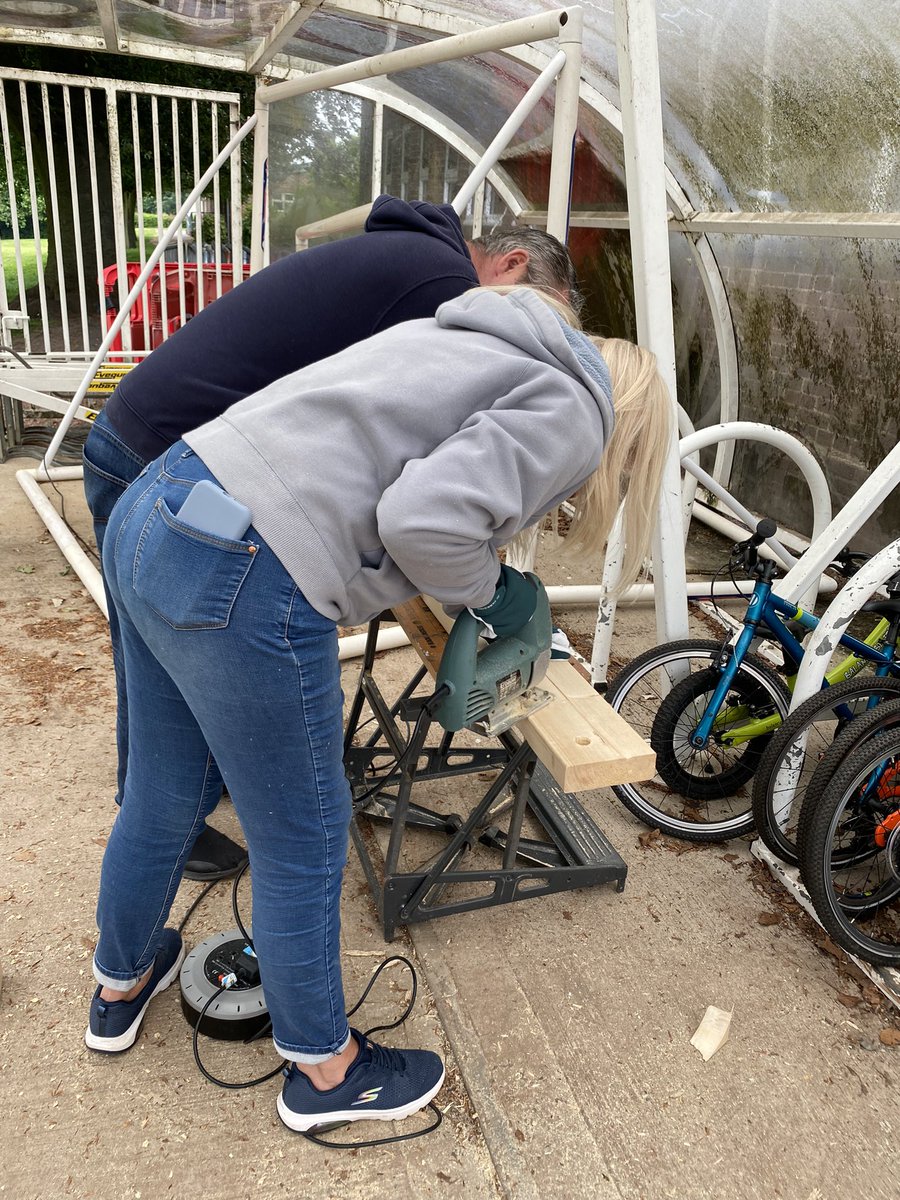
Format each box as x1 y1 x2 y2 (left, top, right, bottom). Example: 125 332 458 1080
874 761 900 803
875 810 900 849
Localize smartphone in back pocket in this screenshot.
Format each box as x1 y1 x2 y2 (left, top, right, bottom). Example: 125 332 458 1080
176 479 252 540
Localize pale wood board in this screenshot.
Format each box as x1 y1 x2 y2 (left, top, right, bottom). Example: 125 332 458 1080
390 596 656 793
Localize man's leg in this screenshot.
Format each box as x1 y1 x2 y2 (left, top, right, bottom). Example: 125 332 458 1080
83 410 247 880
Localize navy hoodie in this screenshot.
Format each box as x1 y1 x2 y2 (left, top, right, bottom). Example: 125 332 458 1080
104 196 479 461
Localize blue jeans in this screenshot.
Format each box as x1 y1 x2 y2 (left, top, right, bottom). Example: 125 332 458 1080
93 442 352 1062
82 408 149 804
83 409 227 824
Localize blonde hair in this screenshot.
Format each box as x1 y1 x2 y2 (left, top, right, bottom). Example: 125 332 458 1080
526 337 673 593
465 283 581 330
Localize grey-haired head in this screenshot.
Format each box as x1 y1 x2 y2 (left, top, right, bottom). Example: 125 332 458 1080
467 226 584 317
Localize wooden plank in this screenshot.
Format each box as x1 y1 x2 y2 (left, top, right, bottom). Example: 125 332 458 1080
391 596 656 793
531 662 656 792
391 596 449 674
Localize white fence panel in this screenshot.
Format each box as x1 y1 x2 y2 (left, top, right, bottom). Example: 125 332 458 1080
0 69 244 363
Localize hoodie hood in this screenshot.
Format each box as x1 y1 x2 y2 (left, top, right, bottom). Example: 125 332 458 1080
365 194 472 260
435 288 615 444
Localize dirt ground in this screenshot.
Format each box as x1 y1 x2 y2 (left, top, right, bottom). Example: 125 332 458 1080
1 460 899 1200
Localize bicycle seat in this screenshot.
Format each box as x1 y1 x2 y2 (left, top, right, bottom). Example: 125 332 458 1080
861 598 900 618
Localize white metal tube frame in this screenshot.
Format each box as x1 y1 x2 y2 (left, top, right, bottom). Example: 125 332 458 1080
258 10 577 106
680 423 832 605
450 50 566 216
613 0 689 651
790 538 900 709
15 114 259 647
776 440 900 609
251 7 579 266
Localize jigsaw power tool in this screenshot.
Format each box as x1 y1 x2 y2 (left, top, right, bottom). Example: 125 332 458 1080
432 572 553 737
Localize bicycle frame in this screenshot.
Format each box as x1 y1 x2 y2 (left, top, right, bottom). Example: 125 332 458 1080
690 578 895 749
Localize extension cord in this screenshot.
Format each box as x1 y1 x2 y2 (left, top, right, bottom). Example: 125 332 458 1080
179 928 270 1040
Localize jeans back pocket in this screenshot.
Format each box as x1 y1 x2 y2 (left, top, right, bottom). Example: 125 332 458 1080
132 498 257 630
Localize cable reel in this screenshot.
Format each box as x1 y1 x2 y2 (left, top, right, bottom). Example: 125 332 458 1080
179 928 270 1040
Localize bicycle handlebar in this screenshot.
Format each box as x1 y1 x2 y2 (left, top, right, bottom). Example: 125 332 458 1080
730 518 778 575
749 518 777 547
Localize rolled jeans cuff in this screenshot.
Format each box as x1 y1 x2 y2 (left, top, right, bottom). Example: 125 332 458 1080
275 1027 352 1065
92 955 148 991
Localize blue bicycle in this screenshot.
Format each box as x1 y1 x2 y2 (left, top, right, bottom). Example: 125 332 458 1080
607 520 900 842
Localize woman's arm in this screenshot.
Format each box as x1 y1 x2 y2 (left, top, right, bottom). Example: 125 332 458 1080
376 367 604 609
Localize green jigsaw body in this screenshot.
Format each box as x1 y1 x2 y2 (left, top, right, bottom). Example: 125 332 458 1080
433 573 553 736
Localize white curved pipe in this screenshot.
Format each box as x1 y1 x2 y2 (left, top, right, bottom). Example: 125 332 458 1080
679 422 831 539
791 539 900 709
681 457 797 570
16 468 108 616
680 422 832 611
338 625 410 661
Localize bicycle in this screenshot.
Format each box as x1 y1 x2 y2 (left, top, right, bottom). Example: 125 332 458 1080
606 519 900 842
797 726 900 967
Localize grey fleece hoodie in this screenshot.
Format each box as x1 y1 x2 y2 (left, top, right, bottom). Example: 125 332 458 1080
185 289 614 627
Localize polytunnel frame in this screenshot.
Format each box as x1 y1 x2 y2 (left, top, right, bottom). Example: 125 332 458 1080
17 5 635 645
14 0 900 644
9 2 736 664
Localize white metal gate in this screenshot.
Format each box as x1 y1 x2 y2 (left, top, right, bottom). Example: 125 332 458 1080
0 68 244 362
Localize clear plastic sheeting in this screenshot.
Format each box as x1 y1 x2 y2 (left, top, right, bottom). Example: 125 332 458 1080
3 2 898 218
116 1 283 53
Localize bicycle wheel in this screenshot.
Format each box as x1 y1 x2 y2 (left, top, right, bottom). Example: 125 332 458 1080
799 729 900 966
751 677 900 866
607 639 790 841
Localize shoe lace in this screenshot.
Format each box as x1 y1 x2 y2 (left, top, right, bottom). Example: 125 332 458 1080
365 1038 408 1075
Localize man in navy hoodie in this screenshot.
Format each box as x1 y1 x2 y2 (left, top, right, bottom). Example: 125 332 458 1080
83 194 580 879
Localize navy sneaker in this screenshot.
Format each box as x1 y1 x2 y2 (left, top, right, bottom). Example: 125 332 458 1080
84 928 185 1053
276 1030 445 1133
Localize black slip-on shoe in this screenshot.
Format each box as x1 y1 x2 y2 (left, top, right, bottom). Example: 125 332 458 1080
183 825 249 882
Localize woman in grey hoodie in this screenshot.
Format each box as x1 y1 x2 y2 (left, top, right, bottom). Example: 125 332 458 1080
84 286 672 1137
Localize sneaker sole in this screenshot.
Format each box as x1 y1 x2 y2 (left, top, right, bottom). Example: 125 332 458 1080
275 1068 445 1133
84 943 186 1053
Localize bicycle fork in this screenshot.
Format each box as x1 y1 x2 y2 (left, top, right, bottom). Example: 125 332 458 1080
689 582 775 750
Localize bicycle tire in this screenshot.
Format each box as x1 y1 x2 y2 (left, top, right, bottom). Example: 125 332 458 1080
751 677 900 866
798 729 900 966
607 639 790 841
652 667 786 800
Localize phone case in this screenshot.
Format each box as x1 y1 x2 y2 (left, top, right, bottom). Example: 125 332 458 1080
176 479 252 540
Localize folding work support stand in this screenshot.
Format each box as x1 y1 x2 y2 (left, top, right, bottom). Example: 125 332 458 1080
344 611 627 942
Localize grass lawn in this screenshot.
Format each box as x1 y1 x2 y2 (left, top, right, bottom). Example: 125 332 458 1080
2 237 47 300
2 217 169 295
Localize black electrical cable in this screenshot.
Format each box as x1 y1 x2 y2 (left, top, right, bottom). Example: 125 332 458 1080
190 952 442 1147
301 1100 443 1150
176 878 220 933
230 860 252 944
706 561 731 630
184 839 446 1147
1 341 32 367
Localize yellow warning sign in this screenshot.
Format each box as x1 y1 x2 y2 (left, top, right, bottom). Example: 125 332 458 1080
85 363 136 399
